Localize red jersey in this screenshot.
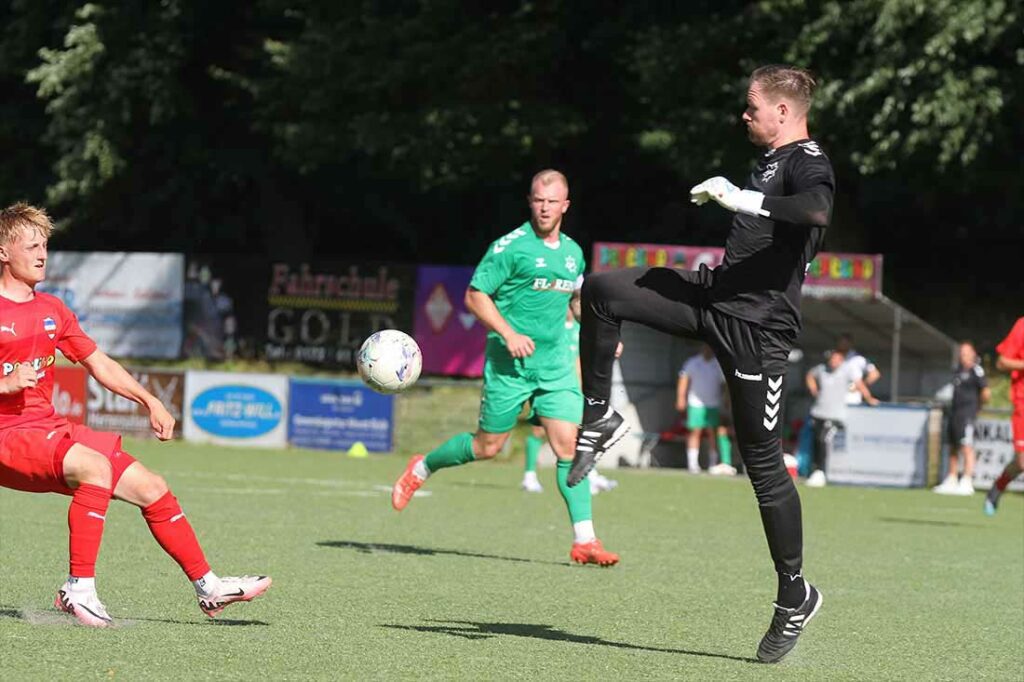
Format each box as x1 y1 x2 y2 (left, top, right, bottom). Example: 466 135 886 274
996 317 1024 406
0 292 97 430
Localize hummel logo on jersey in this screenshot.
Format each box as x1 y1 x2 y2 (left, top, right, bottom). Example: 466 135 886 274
535 257 547 268
492 227 527 254
0 323 15 336
734 369 763 381
761 162 780 182
798 141 822 157
565 255 578 273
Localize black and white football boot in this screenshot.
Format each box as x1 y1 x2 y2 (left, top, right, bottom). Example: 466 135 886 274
567 409 630 487
756 582 823 663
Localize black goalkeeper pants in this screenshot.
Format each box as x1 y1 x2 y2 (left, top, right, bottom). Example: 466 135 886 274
580 267 802 574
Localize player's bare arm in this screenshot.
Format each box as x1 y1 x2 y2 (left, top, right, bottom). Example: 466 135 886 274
854 379 879 406
676 374 689 412
806 371 819 397
570 289 582 321
996 354 1024 371
464 286 535 358
79 349 175 440
0 363 39 393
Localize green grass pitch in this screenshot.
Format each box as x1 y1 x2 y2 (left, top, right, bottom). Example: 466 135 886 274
1 438 1021 680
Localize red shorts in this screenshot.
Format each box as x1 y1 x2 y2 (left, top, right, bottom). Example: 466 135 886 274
0 416 136 496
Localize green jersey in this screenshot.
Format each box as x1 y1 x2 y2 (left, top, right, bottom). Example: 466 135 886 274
470 222 585 370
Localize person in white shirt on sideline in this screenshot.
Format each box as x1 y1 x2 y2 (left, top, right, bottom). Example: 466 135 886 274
835 333 880 405
805 349 878 487
676 344 736 476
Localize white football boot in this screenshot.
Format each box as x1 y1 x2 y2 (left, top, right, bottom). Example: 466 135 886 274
197 575 272 618
589 470 619 494
955 476 975 496
520 471 544 493
932 475 959 495
54 582 113 628
805 470 827 488
708 463 738 476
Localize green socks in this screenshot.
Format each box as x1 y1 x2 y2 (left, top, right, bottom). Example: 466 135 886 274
556 459 592 523
717 432 732 466
524 434 544 473
424 432 476 473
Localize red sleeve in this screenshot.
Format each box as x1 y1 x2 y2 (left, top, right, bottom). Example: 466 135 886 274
996 318 1024 360
55 303 98 363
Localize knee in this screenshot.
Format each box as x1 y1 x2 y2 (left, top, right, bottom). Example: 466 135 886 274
473 436 504 459
744 452 792 504
67 448 113 490
133 471 170 506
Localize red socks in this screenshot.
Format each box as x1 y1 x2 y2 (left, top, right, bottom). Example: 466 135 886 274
995 460 1023 492
68 483 111 577
142 491 211 581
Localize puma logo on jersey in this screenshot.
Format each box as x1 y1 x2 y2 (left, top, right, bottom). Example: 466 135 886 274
0 323 15 336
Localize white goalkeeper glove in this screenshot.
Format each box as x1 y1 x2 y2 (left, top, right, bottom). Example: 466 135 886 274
689 176 769 217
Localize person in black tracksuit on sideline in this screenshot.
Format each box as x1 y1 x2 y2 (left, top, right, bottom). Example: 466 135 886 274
567 64 834 663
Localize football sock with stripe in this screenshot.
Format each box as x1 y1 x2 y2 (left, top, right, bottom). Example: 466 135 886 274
68 483 111 578
142 491 211 581
424 432 476 473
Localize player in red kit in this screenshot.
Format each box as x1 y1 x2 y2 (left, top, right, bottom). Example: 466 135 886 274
0 203 271 627
984 316 1024 515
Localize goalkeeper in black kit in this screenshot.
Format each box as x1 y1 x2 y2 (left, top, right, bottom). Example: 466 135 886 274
568 65 834 663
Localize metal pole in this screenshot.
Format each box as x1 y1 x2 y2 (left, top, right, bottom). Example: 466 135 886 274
891 305 902 402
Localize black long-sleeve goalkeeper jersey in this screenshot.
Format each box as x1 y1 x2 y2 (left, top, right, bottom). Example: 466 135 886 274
708 138 836 334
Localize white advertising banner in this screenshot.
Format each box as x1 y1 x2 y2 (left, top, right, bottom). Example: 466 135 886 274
972 417 1024 492
40 252 184 358
184 371 288 448
827 405 929 487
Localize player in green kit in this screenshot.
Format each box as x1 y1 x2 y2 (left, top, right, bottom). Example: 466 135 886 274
522 310 619 495
392 169 619 566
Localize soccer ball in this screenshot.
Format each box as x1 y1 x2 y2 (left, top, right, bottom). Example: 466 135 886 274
357 329 423 394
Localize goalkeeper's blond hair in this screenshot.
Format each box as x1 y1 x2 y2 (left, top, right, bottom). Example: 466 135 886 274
751 65 817 113
0 203 53 246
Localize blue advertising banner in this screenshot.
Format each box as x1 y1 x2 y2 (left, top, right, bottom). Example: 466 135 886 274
183 371 289 448
288 378 394 452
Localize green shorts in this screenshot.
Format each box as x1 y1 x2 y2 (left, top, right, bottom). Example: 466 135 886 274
480 353 582 433
686 406 720 430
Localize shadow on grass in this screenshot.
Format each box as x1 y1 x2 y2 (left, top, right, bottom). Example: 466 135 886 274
380 620 759 664
0 605 267 627
128 615 270 627
878 516 987 528
317 540 567 567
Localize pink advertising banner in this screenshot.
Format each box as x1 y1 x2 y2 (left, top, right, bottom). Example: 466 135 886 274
592 242 882 300
413 266 487 377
